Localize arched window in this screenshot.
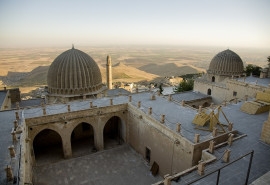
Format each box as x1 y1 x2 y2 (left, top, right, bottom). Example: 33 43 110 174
207 89 211 95
212 76 215 82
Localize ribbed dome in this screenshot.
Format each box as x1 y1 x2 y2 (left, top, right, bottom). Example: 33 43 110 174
208 49 244 76
47 47 103 95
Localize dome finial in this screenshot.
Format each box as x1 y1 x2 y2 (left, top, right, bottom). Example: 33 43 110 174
72 44 74 49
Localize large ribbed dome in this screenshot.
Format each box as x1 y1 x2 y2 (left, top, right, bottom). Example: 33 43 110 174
47 47 103 95
208 49 244 76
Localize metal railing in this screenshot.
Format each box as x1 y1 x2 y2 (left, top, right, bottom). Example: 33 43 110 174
187 150 254 185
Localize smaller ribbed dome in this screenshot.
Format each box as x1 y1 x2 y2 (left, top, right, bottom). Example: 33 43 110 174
208 49 244 76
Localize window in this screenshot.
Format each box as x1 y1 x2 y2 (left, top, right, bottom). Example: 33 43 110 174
145 147 151 163
207 89 211 95
212 76 215 82
233 91 237 97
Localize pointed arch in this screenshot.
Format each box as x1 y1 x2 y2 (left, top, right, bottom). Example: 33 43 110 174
71 122 95 157
33 129 63 164
103 116 123 149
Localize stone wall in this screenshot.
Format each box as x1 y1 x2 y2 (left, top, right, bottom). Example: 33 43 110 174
127 103 194 176
261 111 270 144
194 80 228 104
194 79 267 104
25 104 127 163
0 90 11 110
9 88 21 103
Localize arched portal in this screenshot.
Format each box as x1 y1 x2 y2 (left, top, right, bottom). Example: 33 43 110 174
207 88 212 95
33 129 63 165
71 122 95 157
103 116 123 149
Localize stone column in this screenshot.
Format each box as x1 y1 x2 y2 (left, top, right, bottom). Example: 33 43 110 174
137 101 141 108
160 114 165 123
197 161 205 176
96 118 104 151
42 107 46 115
5 165 13 182
16 102 20 110
223 149 231 163
13 120 18 130
62 136 72 159
181 100 185 106
212 127 218 137
228 122 233 131
228 133 234 146
90 101 93 108
168 94 172 101
209 140 215 154
67 104 71 112
110 98 113 106
11 131 17 142
164 174 172 185
148 107 152 115
8 145 16 158
15 111 19 120
198 105 202 113
176 123 181 133
194 134 200 143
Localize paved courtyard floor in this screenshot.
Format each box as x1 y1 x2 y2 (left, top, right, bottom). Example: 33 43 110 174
33 144 162 185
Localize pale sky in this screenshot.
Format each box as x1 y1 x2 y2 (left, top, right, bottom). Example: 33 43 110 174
0 0 269 48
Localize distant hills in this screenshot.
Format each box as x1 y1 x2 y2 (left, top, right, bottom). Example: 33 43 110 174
1 62 202 87
138 63 202 77
99 62 158 82
3 66 49 86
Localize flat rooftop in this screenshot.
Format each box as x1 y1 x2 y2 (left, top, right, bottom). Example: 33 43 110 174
237 76 270 87
171 102 270 185
0 110 20 184
0 91 7 107
33 145 162 185
23 92 216 143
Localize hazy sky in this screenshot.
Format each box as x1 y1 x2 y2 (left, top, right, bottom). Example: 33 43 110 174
0 0 269 48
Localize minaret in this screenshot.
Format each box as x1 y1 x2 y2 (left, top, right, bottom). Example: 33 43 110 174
106 55 112 89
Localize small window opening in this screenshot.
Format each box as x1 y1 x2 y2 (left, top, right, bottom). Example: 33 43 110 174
212 76 215 82
207 89 211 95
145 147 151 163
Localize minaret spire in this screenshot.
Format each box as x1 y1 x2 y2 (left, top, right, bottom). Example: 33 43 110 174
106 55 112 89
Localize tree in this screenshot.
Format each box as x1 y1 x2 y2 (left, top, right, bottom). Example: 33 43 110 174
174 79 194 92
245 64 262 76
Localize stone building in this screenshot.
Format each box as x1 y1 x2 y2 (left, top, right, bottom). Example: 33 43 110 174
194 49 270 104
1 47 270 185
